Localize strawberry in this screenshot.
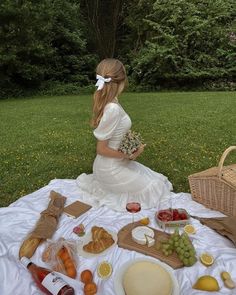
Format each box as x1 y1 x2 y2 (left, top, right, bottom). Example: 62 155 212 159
179 212 188 220
158 210 172 222
172 209 180 221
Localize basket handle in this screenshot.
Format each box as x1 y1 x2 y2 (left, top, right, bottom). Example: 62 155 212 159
218 146 236 178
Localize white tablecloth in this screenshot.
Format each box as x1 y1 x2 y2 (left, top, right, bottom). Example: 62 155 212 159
0 179 236 295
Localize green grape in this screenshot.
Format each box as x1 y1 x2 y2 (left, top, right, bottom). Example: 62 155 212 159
186 245 193 251
168 250 173 256
188 255 195 261
189 249 195 256
176 247 181 253
188 256 197 266
183 258 189 266
179 254 184 261
180 249 185 255
184 252 190 258
169 239 174 245
184 239 189 246
174 236 179 242
179 242 184 249
162 243 169 249
183 244 187 249
174 241 179 247
167 244 172 250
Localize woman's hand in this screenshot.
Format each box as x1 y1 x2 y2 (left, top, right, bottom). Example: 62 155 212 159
129 144 146 161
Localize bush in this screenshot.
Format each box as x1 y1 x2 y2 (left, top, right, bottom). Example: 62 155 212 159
129 0 236 88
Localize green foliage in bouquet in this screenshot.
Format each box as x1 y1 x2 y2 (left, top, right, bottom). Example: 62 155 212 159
119 130 143 156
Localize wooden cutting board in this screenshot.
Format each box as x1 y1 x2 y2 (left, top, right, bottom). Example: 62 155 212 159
117 222 183 269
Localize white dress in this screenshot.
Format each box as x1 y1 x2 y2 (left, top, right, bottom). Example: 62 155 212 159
76 102 173 211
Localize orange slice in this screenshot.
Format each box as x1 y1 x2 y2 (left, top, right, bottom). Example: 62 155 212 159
184 224 196 234
97 261 112 279
200 253 214 266
139 217 150 226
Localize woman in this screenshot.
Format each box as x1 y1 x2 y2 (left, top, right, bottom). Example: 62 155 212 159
76 58 172 211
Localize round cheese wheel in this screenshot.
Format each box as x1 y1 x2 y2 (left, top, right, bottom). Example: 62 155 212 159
131 226 154 245
123 261 173 295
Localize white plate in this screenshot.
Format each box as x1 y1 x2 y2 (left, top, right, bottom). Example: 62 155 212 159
114 257 180 295
76 230 117 258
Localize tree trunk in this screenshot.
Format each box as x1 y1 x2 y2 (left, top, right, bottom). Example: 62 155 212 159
81 0 123 59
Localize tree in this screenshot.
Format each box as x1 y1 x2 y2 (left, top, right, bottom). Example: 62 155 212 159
130 0 236 88
0 0 54 91
48 0 94 84
0 0 94 96
80 0 123 58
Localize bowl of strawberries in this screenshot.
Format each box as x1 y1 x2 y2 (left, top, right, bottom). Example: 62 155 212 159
155 208 189 229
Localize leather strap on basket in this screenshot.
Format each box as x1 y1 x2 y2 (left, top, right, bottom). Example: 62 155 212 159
218 146 236 179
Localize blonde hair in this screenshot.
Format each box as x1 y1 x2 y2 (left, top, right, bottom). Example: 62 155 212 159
91 58 127 128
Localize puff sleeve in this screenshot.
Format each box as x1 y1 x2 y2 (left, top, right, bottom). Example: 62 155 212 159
93 103 121 140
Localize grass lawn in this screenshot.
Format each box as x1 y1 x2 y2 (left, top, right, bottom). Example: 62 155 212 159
1 91 236 207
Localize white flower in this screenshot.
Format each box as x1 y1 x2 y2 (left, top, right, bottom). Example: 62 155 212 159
119 130 143 156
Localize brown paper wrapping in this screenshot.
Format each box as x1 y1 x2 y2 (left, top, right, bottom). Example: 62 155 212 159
196 216 236 246
19 190 66 258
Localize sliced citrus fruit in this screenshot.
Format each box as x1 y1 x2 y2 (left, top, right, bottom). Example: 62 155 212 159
183 224 196 235
97 261 112 279
139 217 150 225
200 253 214 266
193 275 219 291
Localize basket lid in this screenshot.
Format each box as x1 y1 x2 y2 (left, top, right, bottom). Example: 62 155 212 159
221 165 236 188
188 166 219 178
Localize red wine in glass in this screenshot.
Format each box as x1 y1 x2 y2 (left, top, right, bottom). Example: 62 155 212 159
126 202 141 223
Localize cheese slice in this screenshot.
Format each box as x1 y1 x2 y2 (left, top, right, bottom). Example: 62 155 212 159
145 235 155 247
132 226 155 246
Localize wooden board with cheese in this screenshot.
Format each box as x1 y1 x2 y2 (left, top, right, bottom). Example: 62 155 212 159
117 222 183 269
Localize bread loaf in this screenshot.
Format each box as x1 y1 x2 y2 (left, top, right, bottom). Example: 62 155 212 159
19 237 42 258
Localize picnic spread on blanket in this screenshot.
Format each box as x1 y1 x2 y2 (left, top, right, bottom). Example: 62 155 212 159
1 147 236 295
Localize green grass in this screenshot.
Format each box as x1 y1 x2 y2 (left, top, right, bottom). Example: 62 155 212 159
1 91 236 207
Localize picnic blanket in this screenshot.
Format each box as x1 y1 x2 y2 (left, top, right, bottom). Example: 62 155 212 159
0 179 236 295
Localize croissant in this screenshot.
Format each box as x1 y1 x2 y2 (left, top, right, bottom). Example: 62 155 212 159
83 226 114 254
91 226 113 240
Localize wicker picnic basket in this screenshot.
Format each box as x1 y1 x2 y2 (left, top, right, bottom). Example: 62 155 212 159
188 146 236 217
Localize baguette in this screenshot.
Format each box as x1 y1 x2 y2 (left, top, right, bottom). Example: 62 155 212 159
19 237 42 258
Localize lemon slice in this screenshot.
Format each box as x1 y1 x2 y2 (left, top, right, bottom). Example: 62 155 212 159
97 261 112 279
200 253 214 266
139 217 150 225
184 224 196 234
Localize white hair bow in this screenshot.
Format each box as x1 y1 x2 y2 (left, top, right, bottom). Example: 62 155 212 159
95 74 112 90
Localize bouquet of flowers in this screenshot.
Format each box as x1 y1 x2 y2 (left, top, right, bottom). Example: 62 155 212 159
119 130 143 156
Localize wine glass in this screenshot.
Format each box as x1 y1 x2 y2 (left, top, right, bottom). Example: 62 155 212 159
126 202 141 223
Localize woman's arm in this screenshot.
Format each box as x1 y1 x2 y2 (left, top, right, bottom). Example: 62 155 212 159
96 140 130 159
96 140 146 160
